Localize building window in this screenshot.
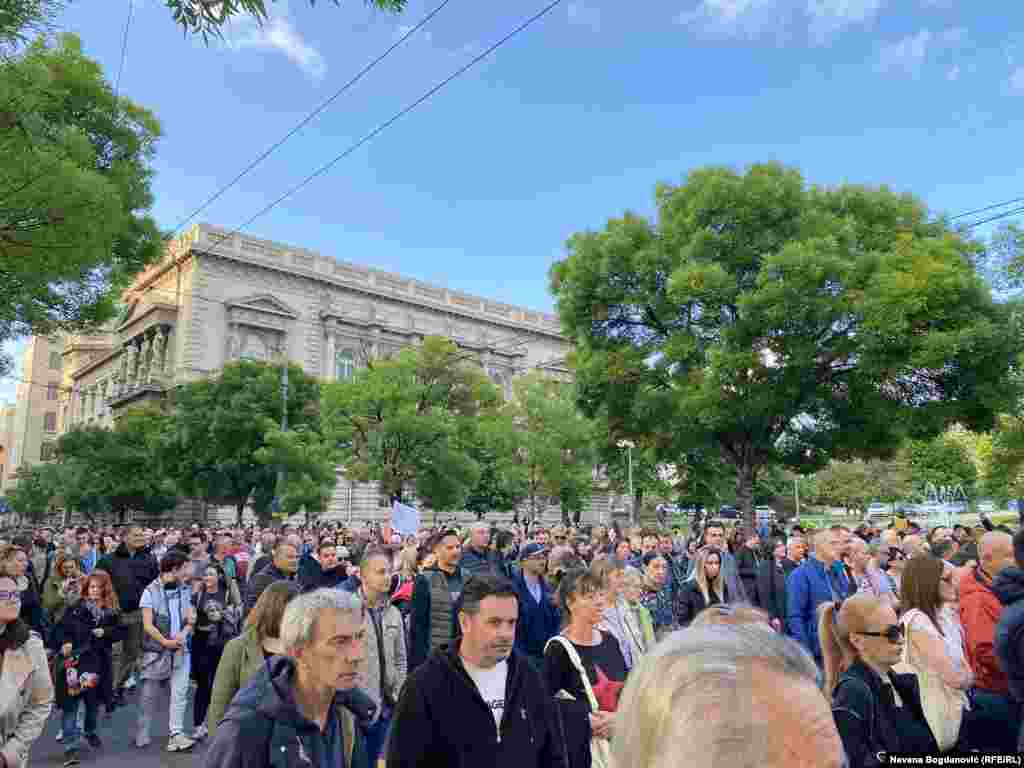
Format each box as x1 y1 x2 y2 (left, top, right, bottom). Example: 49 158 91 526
43 412 57 433
48 351 61 370
336 349 355 381
40 443 56 461
46 383 58 401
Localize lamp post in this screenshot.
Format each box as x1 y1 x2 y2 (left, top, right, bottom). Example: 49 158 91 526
617 440 635 525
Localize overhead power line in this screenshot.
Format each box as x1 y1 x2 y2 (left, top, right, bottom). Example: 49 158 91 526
961 205 1024 231
170 0 457 236
113 0 134 102
200 0 566 258
950 196 1024 221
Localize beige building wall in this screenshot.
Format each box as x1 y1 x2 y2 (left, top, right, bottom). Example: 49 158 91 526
4 337 63 490
0 403 16 489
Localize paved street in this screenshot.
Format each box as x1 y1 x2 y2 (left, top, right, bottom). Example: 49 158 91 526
30 686 208 768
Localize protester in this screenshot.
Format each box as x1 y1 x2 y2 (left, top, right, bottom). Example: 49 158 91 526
620 566 656 649
56 571 121 767
994 527 1024 751
459 522 494 577
614 621 843 768
736 528 762 600
97 524 158 699
408 529 464 671
42 553 82 633
676 546 733 628
0 574 54 768
512 543 560 667
595 558 647 671
355 547 407 764
820 594 937 765
389 573 566 768
687 522 747 602
202 589 369 768
137 549 196 752
206 580 299 738
849 539 897 608
0 545 45 637
787 528 848 664
244 535 299 616
638 552 675 638
191 563 242 741
754 537 794 632
544 568 626 768
959 530 1019 739
299 539 348 592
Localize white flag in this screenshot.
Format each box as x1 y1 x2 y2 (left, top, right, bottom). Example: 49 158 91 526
391 500 421 536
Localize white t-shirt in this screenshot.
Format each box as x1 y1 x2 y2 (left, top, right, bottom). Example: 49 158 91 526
461 656 508 730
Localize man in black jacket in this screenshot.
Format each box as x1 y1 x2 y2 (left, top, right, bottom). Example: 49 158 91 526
244 535 299 617
388 573 567 768
755 537 798 633
97 524 158 697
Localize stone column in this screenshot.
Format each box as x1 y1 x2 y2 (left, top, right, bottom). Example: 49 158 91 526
154 325 170 377
125 342 138 389
324 326 337 380
140 333 153 384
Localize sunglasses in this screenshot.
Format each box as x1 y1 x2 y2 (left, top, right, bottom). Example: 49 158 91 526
857 624 904 643
0 591 21 604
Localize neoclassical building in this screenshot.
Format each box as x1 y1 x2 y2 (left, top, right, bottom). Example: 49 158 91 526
57 225 628 525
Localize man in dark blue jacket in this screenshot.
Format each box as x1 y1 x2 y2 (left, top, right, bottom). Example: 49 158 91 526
787 528 848 665
995 528 1024 751
203 588 369 768
512 544 560 667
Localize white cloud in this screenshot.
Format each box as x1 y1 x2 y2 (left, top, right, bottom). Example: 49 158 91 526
876 29 931 77
567 1 602 31
1011 67 1024 92
226 1 326 80
675 0 884 45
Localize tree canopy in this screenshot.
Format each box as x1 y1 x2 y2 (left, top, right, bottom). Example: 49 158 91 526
0 33 163 374
551 163 1022 526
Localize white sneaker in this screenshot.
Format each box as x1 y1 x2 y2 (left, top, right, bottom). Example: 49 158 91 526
124 675 138 690
56 729 63 743
192 724 208 741
166 733 195 753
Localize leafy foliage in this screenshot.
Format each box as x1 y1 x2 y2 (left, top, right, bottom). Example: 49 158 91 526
255 421 338 523
907 434 977 495
551 163 1022 526
165 0 407 42
322 336 499 512
5 462 60 522
0 34 163 372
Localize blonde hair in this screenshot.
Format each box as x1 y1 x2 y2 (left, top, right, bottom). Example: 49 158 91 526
692 547 726 604
817 593 889 697
613 623 818 768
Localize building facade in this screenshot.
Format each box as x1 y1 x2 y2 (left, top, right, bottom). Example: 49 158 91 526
54 224 633 524
1 337 64 491
0 403 16 489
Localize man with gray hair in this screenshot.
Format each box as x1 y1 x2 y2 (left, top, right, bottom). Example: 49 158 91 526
460 522 494 577
613 623 844 768
203 588 370 768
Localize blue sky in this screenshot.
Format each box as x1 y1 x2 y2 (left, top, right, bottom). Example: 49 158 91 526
3 0 1023 403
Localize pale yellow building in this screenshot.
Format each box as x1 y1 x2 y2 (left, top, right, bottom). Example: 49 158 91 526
2 337 64 491
0 402 16 489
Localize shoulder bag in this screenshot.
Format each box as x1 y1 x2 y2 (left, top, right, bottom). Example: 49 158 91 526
544 635 615 768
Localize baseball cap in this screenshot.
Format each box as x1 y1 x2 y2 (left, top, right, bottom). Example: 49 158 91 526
520 543 548 560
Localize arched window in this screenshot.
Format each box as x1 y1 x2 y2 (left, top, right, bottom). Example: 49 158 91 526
336 349 355 381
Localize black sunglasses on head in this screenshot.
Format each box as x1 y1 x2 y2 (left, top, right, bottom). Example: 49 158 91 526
857 624 904 643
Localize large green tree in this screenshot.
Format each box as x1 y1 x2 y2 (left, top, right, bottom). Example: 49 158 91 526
255 421 338 523
551 163 1022 526
0 34 162 374
321 336 499 513
5 462 60 523
164 360 321 525
907 434 977 496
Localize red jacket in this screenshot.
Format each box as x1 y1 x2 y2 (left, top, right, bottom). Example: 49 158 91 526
959 566 1009 694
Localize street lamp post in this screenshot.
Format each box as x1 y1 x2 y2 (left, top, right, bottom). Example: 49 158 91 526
617 440 635 525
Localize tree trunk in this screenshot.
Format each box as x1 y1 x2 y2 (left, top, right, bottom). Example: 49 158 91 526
735 462 758 530
235 501 244 527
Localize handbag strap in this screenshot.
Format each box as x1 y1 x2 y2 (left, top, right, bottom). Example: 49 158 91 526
545 635 600 712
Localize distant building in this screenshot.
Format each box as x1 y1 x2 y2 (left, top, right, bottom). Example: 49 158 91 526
53 225 634 525
1 337 64 492
0 402 16 489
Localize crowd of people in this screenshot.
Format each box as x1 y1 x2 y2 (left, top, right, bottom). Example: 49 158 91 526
0 512 1020 767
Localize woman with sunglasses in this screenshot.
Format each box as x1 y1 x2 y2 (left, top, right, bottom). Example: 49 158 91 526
821 594 936 767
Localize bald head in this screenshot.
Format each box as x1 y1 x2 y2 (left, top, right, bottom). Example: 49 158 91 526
979 532 1015 576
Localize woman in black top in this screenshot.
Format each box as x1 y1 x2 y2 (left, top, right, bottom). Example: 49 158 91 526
544 567 628 768
676 548 730 627
191 564 241 741
820 593 937 767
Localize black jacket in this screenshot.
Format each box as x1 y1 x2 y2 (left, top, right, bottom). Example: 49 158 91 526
994 566 1024 705
832 661 937 767
675 580 728 627
55 602 121 707
97 544 158 613
755 557 796 623
736 546 762 602
298 561 348 594
244 564 295 617
203 655 368 768
387 642 567 768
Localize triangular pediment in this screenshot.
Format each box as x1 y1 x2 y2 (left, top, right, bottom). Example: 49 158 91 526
227 294 298 318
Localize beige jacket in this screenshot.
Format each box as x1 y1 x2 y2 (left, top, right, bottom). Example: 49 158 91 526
0 633 54 768
361 599 407 711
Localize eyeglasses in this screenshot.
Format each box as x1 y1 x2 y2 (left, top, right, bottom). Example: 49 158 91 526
0 591 21 604
857 625 904 643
